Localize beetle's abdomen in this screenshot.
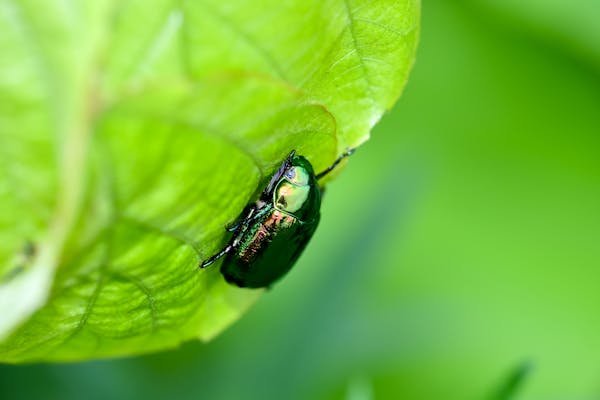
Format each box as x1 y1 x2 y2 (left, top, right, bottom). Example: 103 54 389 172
235 210 295 264
237 211 295 263
220 209 319 288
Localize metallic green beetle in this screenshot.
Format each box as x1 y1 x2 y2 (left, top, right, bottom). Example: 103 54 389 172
201 149 353 288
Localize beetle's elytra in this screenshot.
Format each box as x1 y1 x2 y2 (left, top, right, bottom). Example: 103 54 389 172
201 149 354 288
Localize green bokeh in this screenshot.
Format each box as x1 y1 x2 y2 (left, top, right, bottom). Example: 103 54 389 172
1 0 599 398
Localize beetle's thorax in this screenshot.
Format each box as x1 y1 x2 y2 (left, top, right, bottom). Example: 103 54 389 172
267 156 321 223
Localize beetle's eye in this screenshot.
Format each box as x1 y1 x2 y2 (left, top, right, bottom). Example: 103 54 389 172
285 166 310 186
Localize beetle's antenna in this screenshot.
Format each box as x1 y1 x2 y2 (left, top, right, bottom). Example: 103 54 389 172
200 245 232 268
264 150 297 197
316 148 355 180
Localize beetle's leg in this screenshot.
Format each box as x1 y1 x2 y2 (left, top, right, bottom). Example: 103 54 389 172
225 201 273 234
200 244 232 268
315 148 355 180
224 205 258 232
224 214 246 232
225 222 240 232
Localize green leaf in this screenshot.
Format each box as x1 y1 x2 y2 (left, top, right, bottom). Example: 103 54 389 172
0 0 419 362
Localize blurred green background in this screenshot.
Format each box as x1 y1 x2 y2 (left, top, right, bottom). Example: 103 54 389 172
1 0 599 398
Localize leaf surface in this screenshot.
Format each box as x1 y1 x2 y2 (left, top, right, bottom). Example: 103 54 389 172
0 0 419 362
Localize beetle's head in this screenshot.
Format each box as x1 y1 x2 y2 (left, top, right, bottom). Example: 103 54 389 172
283 156 313 186
273 154 320 221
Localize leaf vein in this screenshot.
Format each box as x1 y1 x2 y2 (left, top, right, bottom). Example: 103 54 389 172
70 275 105 339
110 271 158 332
353 17 416 39
342 0 375 106
198 1 288 81
118 213 203 259
125 6 184 86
